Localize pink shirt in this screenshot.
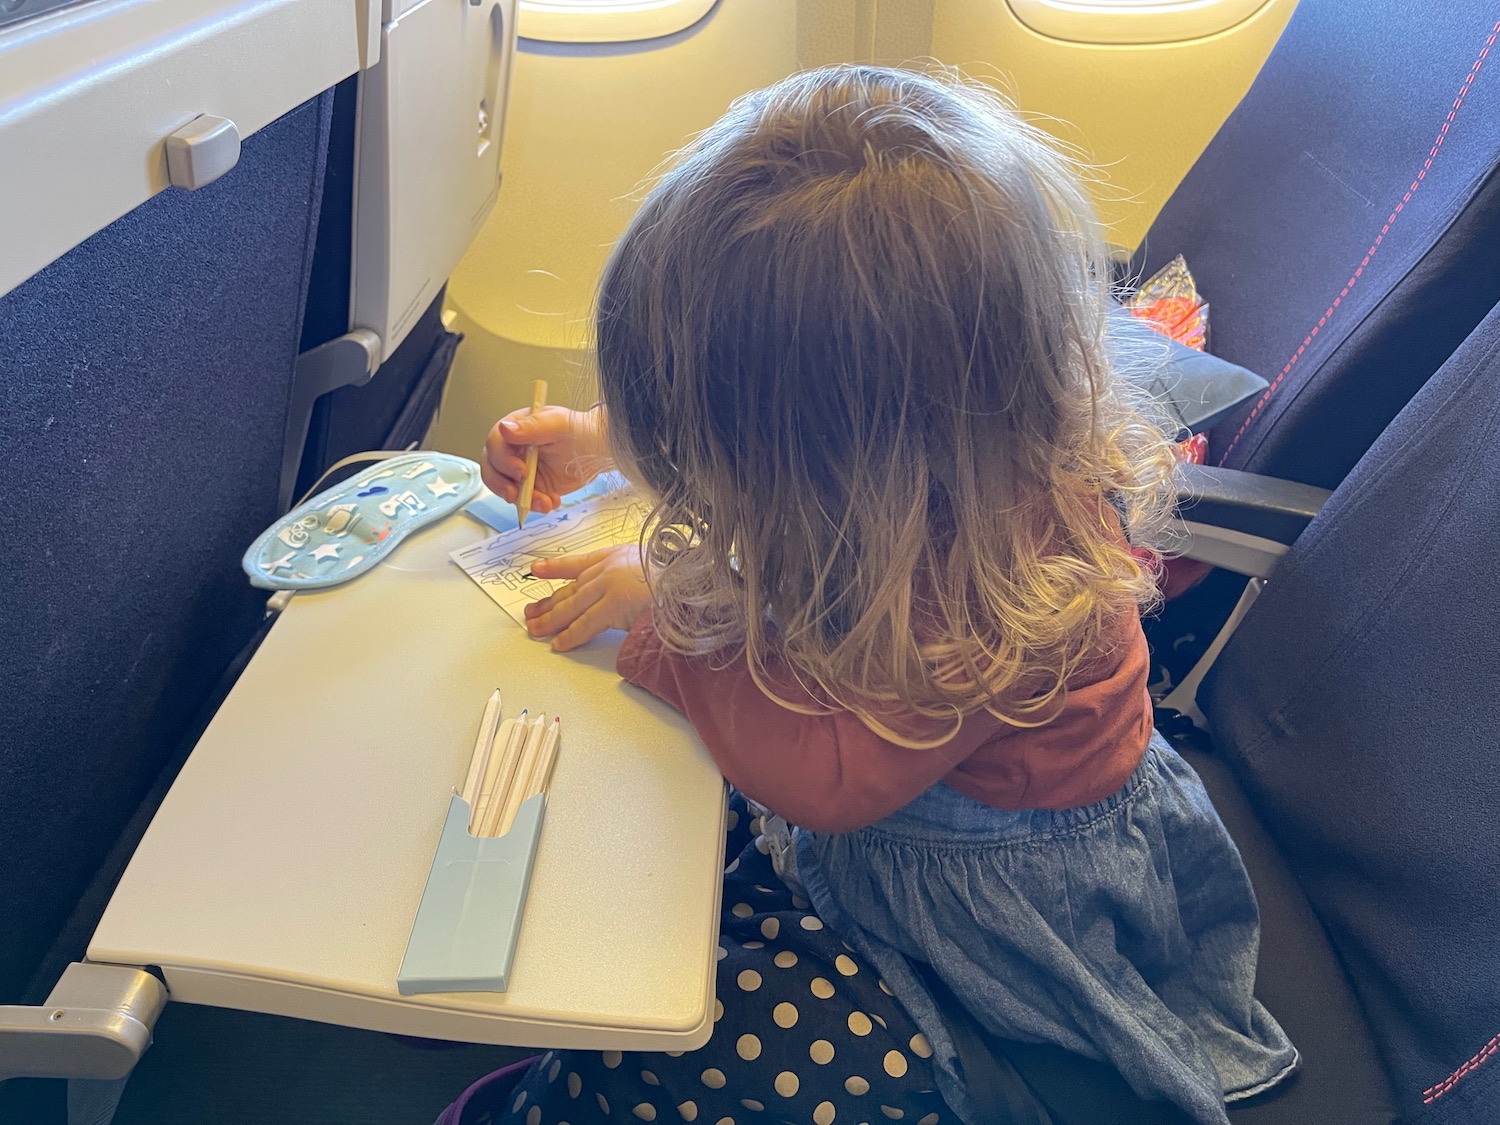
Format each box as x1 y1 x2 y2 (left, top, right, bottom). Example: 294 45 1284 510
617 607 1155 833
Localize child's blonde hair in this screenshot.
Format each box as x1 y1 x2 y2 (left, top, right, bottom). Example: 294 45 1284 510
596 65 1177 746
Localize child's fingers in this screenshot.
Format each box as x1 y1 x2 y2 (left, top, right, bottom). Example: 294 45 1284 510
549 604 611 652
528 491 562 515
531 548 619 580
525 604 561 637
523 573 587 627
483 424 530 476
480 471 560 514
523 590 561 619
478 462 519 503
525 561 608 634
527 580 603 639
484 422 565 499
522 553 609 628
497 405 575 446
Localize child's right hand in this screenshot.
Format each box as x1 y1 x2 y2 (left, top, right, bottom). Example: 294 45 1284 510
481 404 609 517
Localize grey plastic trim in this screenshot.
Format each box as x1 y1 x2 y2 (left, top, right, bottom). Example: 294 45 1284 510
1176 462 1331 545
164 115 241 191
280 328 383 511
1167 518 1288 580
0 962 167 1081
1160 577 1267 729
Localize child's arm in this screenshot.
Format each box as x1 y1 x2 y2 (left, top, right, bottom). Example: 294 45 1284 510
617 611 994 833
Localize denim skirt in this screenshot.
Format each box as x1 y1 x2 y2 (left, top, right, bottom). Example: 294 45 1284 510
792 733 1299 1125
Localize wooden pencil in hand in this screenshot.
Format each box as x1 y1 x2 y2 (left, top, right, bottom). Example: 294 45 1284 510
515 379 548 529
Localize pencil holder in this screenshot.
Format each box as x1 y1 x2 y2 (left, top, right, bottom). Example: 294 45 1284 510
397 792 547 995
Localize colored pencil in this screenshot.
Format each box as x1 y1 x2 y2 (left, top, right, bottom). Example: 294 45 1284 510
524 717 562 805
489 712 548 837
471 710 528 834
515 379 548 528
459 689 503 807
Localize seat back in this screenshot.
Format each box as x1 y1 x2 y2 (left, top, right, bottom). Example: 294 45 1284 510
1134 0 1500 490
0 91 335 1004
285 0 518 504
285 52 483 503
1204 299 1500 1123
292 79 462 499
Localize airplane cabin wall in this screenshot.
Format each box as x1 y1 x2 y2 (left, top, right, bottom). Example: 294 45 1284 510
930 0 1298 249
427 0 1298 458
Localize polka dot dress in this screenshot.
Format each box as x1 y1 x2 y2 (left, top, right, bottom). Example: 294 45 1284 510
490 792 952 1125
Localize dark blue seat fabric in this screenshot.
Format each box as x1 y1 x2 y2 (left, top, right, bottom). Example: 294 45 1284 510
1134 0 1500 491
0 91 334 1006
1204 299 1500 1124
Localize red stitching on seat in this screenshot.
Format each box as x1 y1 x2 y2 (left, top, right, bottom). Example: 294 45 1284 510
1423 1030 1500 1104
1218 17 1500 465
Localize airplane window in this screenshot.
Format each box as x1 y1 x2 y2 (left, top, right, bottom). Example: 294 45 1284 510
1006 0 1274 45
518 0 718 45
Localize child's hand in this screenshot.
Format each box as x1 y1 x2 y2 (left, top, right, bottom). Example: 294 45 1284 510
524 545 650 651
481 404 609 517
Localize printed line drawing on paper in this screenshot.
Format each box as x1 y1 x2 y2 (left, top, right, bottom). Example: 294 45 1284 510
452 486 649 627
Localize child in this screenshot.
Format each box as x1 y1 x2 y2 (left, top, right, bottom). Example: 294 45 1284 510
480 65 1296 1125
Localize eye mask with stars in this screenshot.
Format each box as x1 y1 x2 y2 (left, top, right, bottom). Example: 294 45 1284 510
243 451 484 590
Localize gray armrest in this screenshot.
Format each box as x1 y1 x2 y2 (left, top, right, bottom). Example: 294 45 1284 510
0 963 165 1081
1174 463 1332 545
1159 468 1332 725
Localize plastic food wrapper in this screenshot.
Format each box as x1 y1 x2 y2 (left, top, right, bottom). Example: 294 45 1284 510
1124 255 1209 352
1177 432 1209 466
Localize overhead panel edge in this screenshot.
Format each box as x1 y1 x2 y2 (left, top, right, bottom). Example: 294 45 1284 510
0 0 382 300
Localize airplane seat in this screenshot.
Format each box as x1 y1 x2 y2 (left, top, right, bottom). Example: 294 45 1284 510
921 299 1500 1125
1133 0 1500 683
0 38 482 1012
1202 296 1500 1125
0 87 337 1013
2 3 520 1118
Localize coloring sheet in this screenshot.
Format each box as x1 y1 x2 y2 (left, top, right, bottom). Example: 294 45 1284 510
451 486 649 627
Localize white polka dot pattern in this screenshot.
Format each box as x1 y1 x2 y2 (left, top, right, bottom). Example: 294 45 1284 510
481 792 948 1125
